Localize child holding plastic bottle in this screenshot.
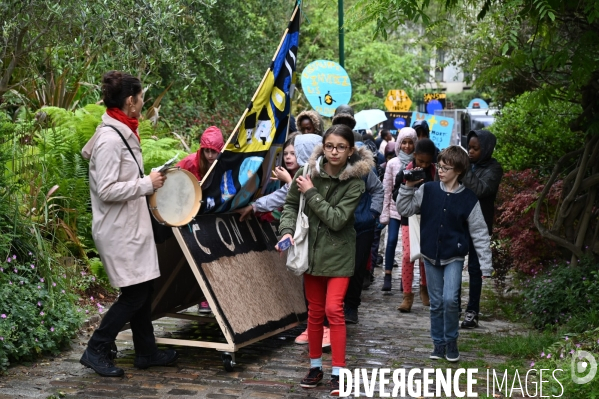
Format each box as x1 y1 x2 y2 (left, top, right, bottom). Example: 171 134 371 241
276 124 372 395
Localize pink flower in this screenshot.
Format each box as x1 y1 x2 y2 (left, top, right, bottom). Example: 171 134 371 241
13 269 17 273
1 314 6 318
560 353 564 358
52 282 56 287
37 301 42 306
8 281 11 285
50 327 54 332
565 336 569 341
85 310 89 314
530 362 535 367
0 337 3 341
37 285 41 289
61 290 65 294
547 354 552 359
40 311 44 316
541 352 545 357
40 278 44 283
570 349 575 354
41 320 44 324
0 267 3 272
30 264 35 269
6 258 10 263
90 296 94 301
12 255 16 260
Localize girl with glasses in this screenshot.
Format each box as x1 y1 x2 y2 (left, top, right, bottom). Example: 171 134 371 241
276 124 374 395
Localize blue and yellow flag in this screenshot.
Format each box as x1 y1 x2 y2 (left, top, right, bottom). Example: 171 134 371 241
200 5 300 213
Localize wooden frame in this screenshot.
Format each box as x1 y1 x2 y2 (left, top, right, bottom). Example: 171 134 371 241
116 216 306 369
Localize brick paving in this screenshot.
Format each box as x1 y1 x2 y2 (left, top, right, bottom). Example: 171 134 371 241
0 266 521 399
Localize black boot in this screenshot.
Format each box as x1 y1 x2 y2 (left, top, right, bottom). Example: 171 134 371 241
382 273 392 291
134 349 179 369
80 342 124 377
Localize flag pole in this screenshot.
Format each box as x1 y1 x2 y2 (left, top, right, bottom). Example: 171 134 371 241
201 4 301 188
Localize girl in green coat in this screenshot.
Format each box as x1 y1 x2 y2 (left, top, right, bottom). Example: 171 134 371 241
276 124 373 395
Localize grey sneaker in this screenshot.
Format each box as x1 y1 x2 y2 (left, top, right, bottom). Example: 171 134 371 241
461 310 479 329
446 341 460 362
430 343 446 360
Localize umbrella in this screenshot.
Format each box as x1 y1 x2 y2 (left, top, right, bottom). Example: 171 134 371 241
354 109 387 130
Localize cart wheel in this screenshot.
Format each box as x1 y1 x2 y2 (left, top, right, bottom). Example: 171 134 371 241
222 354 235 372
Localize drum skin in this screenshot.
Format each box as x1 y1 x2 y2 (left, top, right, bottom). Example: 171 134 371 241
148 168 202 226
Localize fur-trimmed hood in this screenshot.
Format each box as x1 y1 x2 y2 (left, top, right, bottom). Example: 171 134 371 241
306 143 374 181
332 112 356 129
296 110 324 135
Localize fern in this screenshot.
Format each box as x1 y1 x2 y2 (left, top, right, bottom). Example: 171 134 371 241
141 138 188 176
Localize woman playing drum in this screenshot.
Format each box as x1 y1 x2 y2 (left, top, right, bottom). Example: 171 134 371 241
80 71 178 377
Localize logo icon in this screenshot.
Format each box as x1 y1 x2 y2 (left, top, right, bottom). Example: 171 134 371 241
572 350 597 384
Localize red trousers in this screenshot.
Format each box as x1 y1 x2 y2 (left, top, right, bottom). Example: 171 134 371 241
304 273 350 367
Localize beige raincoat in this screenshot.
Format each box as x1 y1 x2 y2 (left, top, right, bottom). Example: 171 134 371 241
81 114 160 288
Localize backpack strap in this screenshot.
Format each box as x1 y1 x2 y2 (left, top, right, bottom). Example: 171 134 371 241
105 124 144 178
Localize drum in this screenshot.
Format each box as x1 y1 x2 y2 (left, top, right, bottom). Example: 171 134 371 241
148 168 202 226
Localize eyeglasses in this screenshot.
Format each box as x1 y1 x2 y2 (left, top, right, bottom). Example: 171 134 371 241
438 164 455 173
324 143 349 153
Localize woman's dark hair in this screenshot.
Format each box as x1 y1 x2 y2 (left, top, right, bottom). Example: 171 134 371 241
380 129 392 140
102 71 142 109
322 124 355 148
414 138 436 157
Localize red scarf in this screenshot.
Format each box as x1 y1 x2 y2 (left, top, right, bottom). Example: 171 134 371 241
106 108 140 142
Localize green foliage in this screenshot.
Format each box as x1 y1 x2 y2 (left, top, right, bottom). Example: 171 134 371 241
0 255 84 371
528 326 599 398
491 92 584 173
298 0 428 111
141 137 189 176
521 257 599 329
0 0 222 99
88 257 109 285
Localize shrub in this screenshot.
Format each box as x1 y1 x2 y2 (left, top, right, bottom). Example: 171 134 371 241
491 91 583 173
494 169 562 276
521 256 599 329
0 254 85 371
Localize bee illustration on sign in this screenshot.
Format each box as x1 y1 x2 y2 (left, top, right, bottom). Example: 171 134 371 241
325 91 335 105
319 90 336 106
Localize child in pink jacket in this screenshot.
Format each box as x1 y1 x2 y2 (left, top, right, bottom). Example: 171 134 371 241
379 127 417 291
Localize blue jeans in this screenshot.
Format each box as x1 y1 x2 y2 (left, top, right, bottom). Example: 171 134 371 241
423 259 462 345
384 218 401 271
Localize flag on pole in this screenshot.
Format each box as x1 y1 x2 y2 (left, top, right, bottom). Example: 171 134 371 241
199 4 301 214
